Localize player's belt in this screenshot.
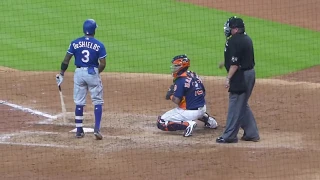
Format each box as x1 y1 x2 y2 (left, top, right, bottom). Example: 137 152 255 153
77 66 98 68
189 106 204 110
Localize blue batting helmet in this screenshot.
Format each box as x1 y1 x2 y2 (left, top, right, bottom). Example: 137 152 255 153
83 19 98 35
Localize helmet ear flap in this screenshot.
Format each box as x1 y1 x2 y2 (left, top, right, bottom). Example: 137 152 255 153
182 57 189 64
83 19 97 35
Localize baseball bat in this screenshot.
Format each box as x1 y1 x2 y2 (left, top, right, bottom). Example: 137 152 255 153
58 85 67 123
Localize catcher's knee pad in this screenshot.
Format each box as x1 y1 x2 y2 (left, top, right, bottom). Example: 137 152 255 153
157 116 189 131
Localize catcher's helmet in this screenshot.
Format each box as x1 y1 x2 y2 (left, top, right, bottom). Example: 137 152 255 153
171 54 190 78
83 19 98 35
224 16 245 37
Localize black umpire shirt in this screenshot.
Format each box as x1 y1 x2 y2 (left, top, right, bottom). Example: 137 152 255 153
224 32 255 94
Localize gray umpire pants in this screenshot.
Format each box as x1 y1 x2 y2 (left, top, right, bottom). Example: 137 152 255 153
222 69 260 140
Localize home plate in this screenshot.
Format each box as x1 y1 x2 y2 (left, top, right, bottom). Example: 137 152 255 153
69 128 94 133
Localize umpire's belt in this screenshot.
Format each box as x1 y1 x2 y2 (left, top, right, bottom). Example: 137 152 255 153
241 66 254 71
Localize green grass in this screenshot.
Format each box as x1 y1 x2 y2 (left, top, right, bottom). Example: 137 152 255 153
0 0 319 78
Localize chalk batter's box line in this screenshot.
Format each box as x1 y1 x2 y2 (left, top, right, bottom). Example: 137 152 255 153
0 100 57 119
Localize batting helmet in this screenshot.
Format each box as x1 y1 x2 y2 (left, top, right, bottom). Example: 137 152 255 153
83 19 98 35
224 16 245 37
171 54 190 78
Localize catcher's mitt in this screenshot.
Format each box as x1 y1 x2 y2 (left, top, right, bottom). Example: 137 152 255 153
165 84 174 100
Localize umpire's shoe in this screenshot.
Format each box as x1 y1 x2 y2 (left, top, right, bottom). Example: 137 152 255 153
94 131 103 140
216 137 238 143
241 136 260 142
76 128 85 138
183 121 197 137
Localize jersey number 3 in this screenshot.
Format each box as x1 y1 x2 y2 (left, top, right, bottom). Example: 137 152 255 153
81 50 90 62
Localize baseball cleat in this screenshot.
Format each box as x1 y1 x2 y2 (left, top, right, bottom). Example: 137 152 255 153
240 136 260 142
183 121 197 137
75 132 85 138
216 137 238 143
75 127 85 138
204 117 218 129
94 131 103 140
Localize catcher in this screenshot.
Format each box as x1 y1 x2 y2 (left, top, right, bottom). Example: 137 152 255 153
157 54 218 137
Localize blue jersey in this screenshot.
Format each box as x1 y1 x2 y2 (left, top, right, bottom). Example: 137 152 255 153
67 36 107 68
173 71 206 110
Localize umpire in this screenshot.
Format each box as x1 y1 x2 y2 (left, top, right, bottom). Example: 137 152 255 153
216 16 260 143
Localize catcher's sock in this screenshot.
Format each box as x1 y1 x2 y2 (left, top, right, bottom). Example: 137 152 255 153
94 105 102 132
75 105 84 132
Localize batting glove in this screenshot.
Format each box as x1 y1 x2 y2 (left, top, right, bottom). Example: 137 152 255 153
56 73 64 86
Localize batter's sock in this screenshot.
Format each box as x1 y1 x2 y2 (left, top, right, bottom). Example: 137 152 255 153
94 105 102 132
75 105 84 132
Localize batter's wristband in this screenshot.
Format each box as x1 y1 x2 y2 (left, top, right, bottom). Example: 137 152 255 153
61 63 68 71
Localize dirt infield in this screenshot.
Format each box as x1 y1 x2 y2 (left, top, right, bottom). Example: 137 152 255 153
1 70 320 180
1 1 320 179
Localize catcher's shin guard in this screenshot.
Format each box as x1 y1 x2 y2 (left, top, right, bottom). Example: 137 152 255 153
205 117 218 129
157 116 189 131
199 113 218 129
198 112 210 123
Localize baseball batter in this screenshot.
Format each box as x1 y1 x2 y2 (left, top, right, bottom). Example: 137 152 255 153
56 19 107 140
157 55 218 137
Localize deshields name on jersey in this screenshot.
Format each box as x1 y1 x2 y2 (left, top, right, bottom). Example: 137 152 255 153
72 41 100 51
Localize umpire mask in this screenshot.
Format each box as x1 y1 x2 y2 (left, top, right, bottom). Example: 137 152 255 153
224 21 232 38
224 16 245 37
